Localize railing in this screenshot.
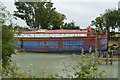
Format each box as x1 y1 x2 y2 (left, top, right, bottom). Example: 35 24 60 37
97 50 120 65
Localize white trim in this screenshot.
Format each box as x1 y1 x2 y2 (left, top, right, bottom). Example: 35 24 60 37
15 34 87 38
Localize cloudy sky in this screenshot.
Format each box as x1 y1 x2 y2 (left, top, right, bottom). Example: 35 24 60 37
1 0 119 29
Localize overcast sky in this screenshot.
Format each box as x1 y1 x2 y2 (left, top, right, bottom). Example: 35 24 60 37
1 0 119 29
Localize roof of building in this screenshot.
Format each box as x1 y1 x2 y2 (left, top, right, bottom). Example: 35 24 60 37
15 29 88 34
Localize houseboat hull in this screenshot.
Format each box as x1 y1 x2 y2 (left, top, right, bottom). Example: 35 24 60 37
15 36 108 52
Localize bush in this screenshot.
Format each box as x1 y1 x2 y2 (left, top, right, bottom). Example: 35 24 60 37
2 25 16 66
62 53 106 78
1 58 34 78
49 53 106 78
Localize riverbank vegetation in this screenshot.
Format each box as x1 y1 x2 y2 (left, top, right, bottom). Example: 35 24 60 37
0 2 17 67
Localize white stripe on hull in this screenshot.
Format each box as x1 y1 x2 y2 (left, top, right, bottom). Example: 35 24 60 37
15 34 87 38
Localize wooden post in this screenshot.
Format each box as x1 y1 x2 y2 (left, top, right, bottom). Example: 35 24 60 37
110 50 113 65
106 52 109 65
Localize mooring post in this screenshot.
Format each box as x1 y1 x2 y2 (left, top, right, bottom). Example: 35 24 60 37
106 52 109 65
110 50 113 65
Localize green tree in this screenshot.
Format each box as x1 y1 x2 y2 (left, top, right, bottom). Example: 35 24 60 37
103 9 119 32
14 2 65 29
91 9 120 39
51 11 66 29
91 17 104 30
62 21 80 29
0 2 16 67
2 25 16 66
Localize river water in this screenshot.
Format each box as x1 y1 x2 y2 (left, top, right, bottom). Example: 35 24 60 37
13 52 118 78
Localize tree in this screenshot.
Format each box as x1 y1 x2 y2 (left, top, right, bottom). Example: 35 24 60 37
103 9 119 32
91 17 104 30
118 8 120 31
14 2 66 29
0 2 16 67
91 9 120 39
50 11 66 29
62 21 80 29
2 25 16 66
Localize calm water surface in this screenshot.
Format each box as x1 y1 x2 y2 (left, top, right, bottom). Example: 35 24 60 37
13 52 118 78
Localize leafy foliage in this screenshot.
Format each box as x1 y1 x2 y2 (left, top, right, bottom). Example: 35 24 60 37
91 17 104 30
91 9 119 31
1 58 34 78
13 25 30 30
62 21 80 29
91 9 120 39
62 54 106 78
0 3 16 67
2 25 16 66
14 2 66 29
50 11 66 30
0 3 5 24
0 3 12 26
49 54 106 78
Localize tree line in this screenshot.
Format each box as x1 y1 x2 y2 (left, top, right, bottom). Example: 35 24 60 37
14 2 120 34
14 2 79 30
